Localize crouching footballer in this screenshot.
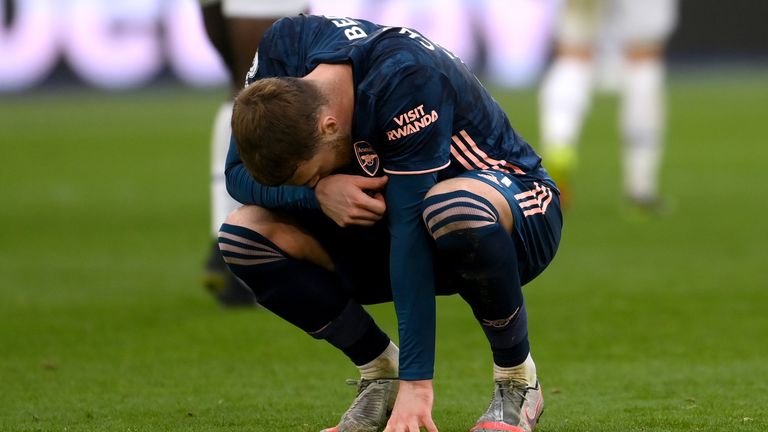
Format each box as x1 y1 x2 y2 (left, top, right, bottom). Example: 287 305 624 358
218 13 562 432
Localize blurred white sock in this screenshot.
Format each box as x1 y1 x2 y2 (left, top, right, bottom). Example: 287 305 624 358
539 57 594 152
621 59 665 201
210 101 241 236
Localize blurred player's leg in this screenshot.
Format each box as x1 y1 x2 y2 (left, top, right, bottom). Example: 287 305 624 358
210 103 235 234
538 0 603 207
204 100 257 305
539 54 593 206
201 0 306 306
200 1 252 306
621 55 664 206
618 0 678 211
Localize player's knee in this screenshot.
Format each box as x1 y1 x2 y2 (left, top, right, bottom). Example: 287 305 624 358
421 190 500 252
217 223 286 263
426 177 514 232
224 204 264 227
219 205 287 268
222 205 283 239
222 205 334 272
424 177 470 199
217 217 289 299
625 43 664 61
556 43 595 61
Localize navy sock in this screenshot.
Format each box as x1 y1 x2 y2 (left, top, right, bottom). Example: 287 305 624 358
218 223 390 365
423 191 530 367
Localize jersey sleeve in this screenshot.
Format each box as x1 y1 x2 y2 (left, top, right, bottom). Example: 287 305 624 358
369 65 456 380
375 65 455 175
385 172 438 380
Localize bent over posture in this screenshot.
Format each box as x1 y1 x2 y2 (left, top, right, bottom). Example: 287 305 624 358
221 14 562 432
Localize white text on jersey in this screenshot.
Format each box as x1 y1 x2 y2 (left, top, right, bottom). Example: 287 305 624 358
325 16 368 41
387 104 439 141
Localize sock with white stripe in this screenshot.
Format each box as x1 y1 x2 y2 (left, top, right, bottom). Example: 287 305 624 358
422 191 529 367
218 223 390 366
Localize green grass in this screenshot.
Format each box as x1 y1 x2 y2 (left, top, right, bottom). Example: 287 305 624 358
1 75 767 431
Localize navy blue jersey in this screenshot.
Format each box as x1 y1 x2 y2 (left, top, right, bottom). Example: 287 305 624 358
324 26 551 183
226 15 554 381
225 15 383 207
246 15 382 84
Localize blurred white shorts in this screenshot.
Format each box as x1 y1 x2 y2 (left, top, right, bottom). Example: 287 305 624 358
555 0 678 45
198 0 307 17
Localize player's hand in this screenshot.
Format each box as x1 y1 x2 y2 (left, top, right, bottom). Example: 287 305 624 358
384 380 438 432
315 175 388 227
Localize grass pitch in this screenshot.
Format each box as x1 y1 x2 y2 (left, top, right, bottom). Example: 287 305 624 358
1 72 767 431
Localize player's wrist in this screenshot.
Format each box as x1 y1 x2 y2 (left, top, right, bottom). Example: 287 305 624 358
304 191 318 208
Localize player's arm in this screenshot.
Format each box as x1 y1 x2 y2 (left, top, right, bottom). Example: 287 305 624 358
373 62 455 379
386 172 438 380
225 133 388 218
384 172 440 431
372 59 455 430
224 134 321 210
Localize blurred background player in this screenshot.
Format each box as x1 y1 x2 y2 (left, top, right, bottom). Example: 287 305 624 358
199 0 307 306
538 0 678 211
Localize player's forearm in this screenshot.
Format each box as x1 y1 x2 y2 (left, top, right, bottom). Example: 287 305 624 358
224 163 319 209
390 233 436 380
386 174 437 381
224 135 320 210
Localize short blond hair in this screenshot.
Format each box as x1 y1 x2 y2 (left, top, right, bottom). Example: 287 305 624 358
232 77 326 185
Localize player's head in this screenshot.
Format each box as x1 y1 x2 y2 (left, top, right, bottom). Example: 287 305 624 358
233 77 348 187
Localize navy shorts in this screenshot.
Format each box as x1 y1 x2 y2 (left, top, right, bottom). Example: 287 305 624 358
292 171 562 304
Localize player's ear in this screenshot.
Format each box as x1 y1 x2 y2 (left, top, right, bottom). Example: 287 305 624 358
319 115 339 137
